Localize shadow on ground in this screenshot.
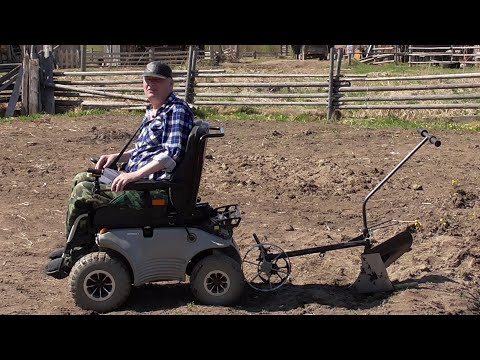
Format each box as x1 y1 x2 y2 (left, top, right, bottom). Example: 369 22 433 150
116 274 456 313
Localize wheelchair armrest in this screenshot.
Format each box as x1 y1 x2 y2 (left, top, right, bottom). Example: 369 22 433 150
123 180 184 191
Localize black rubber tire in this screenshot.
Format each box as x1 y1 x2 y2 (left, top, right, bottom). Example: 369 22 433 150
69 252 131 313
190 254 245 306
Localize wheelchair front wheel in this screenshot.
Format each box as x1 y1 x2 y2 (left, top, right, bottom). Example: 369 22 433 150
69 252 131 313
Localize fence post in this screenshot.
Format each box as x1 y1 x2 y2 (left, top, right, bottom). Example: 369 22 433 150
336 48 343 77
21 47 29 115
80 45 87 79
28 51 40 115
185 45 195 103
149 47 155 62
327 47 336 121
331 48 343 120
189 46 198 104
408 45 412 67
40 45 55 114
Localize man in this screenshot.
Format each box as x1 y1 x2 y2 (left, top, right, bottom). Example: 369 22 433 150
44 61 194 276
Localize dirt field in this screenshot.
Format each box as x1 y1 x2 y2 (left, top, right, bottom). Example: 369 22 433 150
0 112 478 315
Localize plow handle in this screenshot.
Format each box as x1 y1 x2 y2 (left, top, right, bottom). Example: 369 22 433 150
417 128 441 147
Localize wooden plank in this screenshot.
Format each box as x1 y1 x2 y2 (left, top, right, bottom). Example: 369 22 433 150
21 52 29 115
196 73 332 78
346 72 480 82
5 66 23 117
53 83 148 102
0 63 21 70
80 45 87 79
28 58 40 114
193 101 328 106
55 78 187 85
0 65 20 86
41 45 55 114
69 49 74 69
54 86 185 93
185 46 194 102
0 73 17 92
340 82 480 92
339 104 480 110
327 47 335 120
53 69 225 76
195 82 330 87
339 93 480 102
54 91 186 98
336 48 343 77
195 92 329 98
59 100 138 107
57 50 64 69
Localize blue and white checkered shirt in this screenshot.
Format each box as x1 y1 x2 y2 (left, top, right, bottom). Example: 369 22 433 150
126 92 194 180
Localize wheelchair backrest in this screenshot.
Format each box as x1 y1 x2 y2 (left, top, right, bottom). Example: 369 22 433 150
168 120 209 214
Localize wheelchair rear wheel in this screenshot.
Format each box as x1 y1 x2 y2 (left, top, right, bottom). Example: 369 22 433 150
189 254 245 306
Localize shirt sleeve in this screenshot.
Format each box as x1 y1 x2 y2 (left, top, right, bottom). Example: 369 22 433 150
152 103 193 169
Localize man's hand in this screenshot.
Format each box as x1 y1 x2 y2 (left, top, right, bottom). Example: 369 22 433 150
111 172 141 192
95 154 118 170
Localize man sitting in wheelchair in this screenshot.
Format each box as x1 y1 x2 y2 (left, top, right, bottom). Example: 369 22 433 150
44 61 194 277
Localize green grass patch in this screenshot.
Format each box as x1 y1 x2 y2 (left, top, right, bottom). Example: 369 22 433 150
341 116 480 131
0 108 143 124
0 113 44 123
65 109 112 117
193 106 324 123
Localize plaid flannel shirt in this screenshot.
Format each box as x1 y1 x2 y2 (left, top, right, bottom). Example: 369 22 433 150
126 92 194 180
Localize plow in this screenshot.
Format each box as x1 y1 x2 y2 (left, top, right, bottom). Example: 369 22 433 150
241 128 441 294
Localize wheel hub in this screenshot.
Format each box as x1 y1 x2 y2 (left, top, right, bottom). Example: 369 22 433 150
204 270 230 296
83 270 116 302
242 243 291 292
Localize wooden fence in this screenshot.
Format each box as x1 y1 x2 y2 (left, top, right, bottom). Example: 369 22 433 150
2 47 480 119
408 46 480 66
361 45 480 66
54 48 189 69
51 68 229 112
49 48 346 113
335 72 480 111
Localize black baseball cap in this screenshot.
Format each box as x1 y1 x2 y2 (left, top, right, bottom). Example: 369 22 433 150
143 61 172 79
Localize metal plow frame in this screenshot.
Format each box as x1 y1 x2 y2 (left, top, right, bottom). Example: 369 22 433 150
243 128 441 294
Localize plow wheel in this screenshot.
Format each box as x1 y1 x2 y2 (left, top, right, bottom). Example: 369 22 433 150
242 243 291 292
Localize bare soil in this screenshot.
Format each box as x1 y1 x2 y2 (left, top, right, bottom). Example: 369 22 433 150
0 113 479 315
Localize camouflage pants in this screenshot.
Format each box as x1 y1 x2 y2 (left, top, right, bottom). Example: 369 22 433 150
65 172 145 240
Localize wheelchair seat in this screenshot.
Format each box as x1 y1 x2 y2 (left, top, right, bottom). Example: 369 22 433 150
91 120 222 229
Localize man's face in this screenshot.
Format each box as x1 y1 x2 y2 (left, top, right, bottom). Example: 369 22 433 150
143 76 173 102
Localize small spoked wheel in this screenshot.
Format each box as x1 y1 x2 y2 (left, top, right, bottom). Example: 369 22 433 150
83 270 116 302
70 252 131 313
242 243 291 292
190 254 245 306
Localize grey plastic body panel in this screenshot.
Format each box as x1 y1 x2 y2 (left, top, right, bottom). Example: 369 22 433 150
97 227 240 286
